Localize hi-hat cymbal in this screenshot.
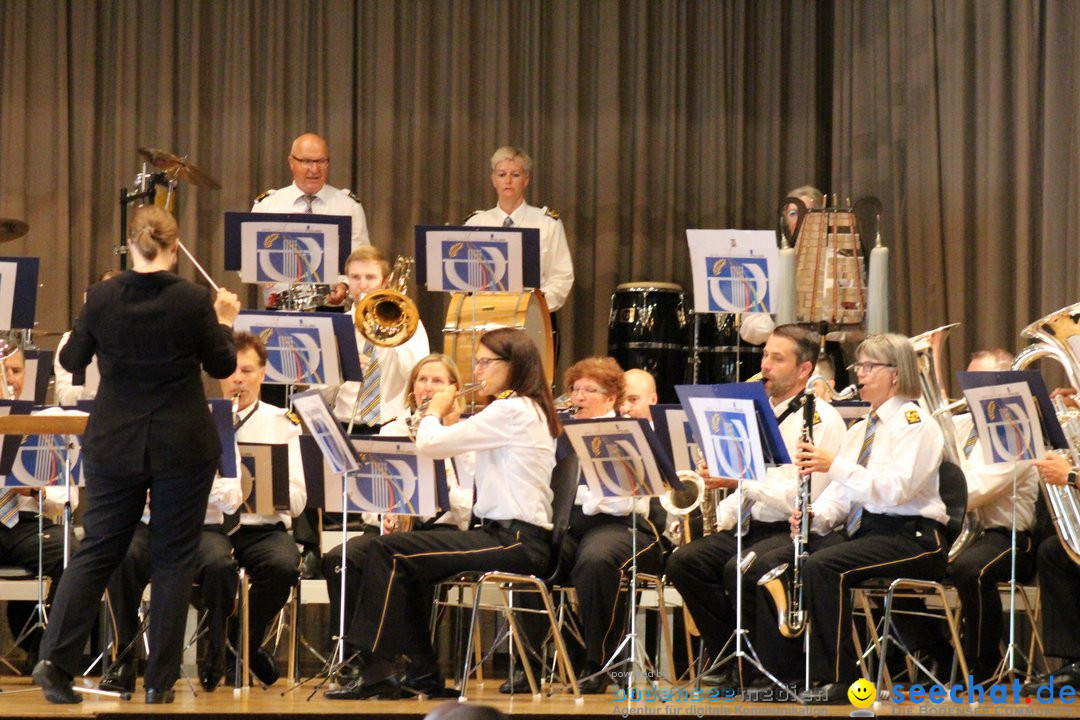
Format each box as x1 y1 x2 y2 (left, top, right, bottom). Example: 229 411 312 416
137 147 222 190
0 218 29 242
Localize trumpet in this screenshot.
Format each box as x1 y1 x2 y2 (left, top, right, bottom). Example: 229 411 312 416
406 381 487 440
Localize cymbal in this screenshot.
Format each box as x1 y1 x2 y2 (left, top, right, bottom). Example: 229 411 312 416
0 218 29 243
137 147 222 190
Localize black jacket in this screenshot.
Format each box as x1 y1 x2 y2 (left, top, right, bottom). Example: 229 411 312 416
60 270 236 473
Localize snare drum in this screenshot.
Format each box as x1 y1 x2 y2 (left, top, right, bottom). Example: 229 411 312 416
606 282 688 403
444 291 555 394
689 312 763 384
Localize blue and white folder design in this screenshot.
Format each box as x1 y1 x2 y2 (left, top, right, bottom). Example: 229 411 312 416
963 382 1043 464
563 418 673 500
686 230 777 314
7 432 82 488
415 225 540 293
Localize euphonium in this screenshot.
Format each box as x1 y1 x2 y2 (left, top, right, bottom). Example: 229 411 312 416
1011 302 1080 564
910 323 980 561
354 256 420 347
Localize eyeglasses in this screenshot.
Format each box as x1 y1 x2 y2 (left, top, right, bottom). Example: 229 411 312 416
848 361 896 375
290 155 329 169
474 357 506 370
570 386 608 396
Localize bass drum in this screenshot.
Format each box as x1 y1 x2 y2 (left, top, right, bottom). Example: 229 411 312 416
689 313 764 384
607 282 688 404
444 291 554 401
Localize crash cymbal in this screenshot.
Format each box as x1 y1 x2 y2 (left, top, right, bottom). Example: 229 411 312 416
137 147 222 190
0 218 29 242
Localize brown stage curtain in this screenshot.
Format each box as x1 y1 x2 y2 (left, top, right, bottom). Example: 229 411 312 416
1 0 1078 390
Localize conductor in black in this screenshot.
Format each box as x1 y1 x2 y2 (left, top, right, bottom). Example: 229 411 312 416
33 206 241 705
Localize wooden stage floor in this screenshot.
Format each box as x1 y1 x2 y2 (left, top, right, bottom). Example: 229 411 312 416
1 675 1078 719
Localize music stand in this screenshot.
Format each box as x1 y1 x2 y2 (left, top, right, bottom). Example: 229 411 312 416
674 382 794 697
958 370 1054 685
415 225 543 406
287 390 446 698
225 211 351 309
234 311 362 408
561 417 682 692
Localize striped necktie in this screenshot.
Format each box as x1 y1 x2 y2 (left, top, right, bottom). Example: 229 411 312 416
502 215 514 227
358 342 381 426
846 412 879 537
963 424 978 458
302 194 317 213
0 489 20 528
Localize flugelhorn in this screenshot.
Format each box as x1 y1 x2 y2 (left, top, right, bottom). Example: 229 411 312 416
406 381 486 440
355 256 419 347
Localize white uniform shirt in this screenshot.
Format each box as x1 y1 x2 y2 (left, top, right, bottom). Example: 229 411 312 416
953 413 1038 532
811 396 948 533
205 401 307 528
416 395 555 529
332 319 430 426
714 392 846 530
252 181 370 251
464 203 574 311
53 332 99 406
378 415 475 530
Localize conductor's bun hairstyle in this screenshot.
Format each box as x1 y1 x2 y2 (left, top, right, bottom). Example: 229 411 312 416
128 206 178 261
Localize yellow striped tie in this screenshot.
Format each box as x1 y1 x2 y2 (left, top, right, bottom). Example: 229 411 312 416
963 425 978 458
0 489 19 528
358 343 381 426
847 412 879 536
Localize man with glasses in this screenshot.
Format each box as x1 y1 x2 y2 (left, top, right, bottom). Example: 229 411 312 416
252 132 370 306
665 325 846 690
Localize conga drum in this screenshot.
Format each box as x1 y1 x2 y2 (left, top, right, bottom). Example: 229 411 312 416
443 291 554 402
689 313 764 384
606 282 688 404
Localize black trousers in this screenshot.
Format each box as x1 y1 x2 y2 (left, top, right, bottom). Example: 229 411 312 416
745 532 846 683
949 528 1034 675
104 522 151 651
197 524 299 661
1037 534 1080 660
802 514 947 685
39 458 216 689
557 509 665 668
665 520 790 660
353 524 550 659
1 512 75 650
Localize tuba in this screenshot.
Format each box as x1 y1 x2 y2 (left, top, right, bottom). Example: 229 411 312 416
910 323 980 561
354 256 420 347
1011 302 1080 564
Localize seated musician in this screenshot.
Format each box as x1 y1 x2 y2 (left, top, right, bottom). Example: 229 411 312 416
665 325 845 689
619 368 658 419
1025 449 1080 689
53 270 121 406
1 347 80 668
325 327 560 700
297 246 430 578
324 353 473 694
197 331 306 689
944 349 1039 682
790 333 948 703
506 356 665 695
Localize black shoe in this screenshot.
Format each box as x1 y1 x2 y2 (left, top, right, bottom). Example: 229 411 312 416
248 647 280 687
1022 661 1080 696
402 671 458 698
325 674 404 700
335 659 363 683
33 660 82 704
144 687 175 704
99 659 136 694
576 669 612 695
199 658 224 693
799 682 854 705
300 548 323 580
499 666 539 694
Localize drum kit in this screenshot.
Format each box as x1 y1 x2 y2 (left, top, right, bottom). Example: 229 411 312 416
607 282 762 403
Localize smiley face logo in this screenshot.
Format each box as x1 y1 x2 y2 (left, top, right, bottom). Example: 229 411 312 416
847 677 876 709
